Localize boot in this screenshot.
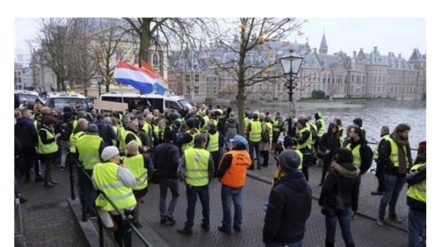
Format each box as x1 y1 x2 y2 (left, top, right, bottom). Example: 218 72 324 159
50 178 59 185
44 182 55 188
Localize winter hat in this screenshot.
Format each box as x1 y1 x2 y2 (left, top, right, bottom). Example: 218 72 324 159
230 134 248 146
87 123 99 133
334 147 354 163
101 146 120 161
417 141 426 156
297 115 308 125
278 149 301 173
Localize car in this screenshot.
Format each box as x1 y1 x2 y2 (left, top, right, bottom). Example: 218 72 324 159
14 90 46 110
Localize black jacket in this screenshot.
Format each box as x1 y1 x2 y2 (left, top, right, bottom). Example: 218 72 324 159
319 133 341 163
319 161 360 209
263 171 312 244
153 142 180 180
15 117 38 149
348 138 373 174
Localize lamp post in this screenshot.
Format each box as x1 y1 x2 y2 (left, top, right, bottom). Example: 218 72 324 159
279 49 304 117
95 74 103 97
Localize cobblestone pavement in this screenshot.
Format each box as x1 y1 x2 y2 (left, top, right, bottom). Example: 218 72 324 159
16 157 421 247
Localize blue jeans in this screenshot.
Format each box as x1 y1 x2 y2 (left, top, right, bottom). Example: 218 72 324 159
221 185 243 229
408 208 426 247
265 239 303 247
248 141 261 168
325 207 355 246
378 174 406 218
184 184 210 228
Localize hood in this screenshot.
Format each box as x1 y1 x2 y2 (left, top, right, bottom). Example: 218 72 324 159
227 118 237 123
331 161 360 179
277 171 306 192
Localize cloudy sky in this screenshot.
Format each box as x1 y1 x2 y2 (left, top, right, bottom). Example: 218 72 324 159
15 18 425 60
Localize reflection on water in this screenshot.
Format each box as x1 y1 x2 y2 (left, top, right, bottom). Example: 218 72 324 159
263 105 426 148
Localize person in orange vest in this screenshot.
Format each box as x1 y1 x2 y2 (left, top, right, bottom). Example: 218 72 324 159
217 135 252 233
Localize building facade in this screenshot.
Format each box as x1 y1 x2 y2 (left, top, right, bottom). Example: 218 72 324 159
167 34 426 105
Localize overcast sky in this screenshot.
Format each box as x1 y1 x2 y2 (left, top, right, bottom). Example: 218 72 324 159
14 18 425 60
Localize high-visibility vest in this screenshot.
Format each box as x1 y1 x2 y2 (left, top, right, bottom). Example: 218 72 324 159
297 127 312 150
373 134 391 160
316 119 326 137
77 134 103 170
184 148 210 186
206 132 219 152
70 130 85 153
72 119 78 130
266 122 273 142
93 162 137 212
118 126 127 151
295 149 304 170
407 163 426 203
38 128 58 154
219 150 252 188
273 118 281 133
249 120 262 142
347 143 361 167
120 130 142 154
181 130 199 152
388 138 409 168
141 122 151 135
122 154 148 190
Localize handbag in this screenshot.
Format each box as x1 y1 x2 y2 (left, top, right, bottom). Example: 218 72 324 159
321 172 345 216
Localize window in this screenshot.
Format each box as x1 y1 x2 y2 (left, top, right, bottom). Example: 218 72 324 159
186 86 190 94
195 74 200 82
185 74 190 83
194 86 199 94
153 54 159 67
213 87 217 94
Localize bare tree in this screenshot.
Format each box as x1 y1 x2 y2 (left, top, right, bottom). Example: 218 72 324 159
216 18 306 134
92 18 131 93
123 18 217 70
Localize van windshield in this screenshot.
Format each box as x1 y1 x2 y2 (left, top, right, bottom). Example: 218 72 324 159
49 97 89 112
178 99 193 110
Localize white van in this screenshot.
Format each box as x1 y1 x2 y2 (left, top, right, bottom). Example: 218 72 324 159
14 90 46 110
99 92 193 113
46 92 91 112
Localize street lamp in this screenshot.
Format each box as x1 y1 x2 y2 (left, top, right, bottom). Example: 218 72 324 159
279 49 304 117
95 74 103 97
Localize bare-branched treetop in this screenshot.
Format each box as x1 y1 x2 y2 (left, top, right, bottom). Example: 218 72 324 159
213 18 306 134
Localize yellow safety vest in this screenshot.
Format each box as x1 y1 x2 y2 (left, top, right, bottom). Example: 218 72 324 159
266 122 273 142
249 120 262 142
122 154 148 190
93 162 137 212
347 144 361 167
38 128 58 154
118 126 127 151
206 132 219 152
77 134 103 170
388 138 409 168
184 148 210 186
273 119 280 133
182 130 199 152
120 130 142 154
373 135 391 160
407 163 426 203
70 131 85 153
316 119 326 137
297 127 312 150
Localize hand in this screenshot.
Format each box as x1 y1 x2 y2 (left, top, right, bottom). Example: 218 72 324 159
55 133 61 138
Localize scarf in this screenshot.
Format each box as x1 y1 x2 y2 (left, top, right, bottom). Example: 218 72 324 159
391 132 412 174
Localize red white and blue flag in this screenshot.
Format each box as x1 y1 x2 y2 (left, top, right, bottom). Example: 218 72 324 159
113 60 156 94
141 59 168 95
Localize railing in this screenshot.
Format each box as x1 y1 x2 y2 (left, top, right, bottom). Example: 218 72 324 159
68 155 153 247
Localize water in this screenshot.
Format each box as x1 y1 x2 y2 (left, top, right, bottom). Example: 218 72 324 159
256 105 426 149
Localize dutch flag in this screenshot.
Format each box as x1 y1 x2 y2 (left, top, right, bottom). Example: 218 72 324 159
113 60 156 94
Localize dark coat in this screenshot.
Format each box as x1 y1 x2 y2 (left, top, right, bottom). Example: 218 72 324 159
263 171 312 244
319 161 360 209
15 117 38 149
153 142 180 180
318 133 341 163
